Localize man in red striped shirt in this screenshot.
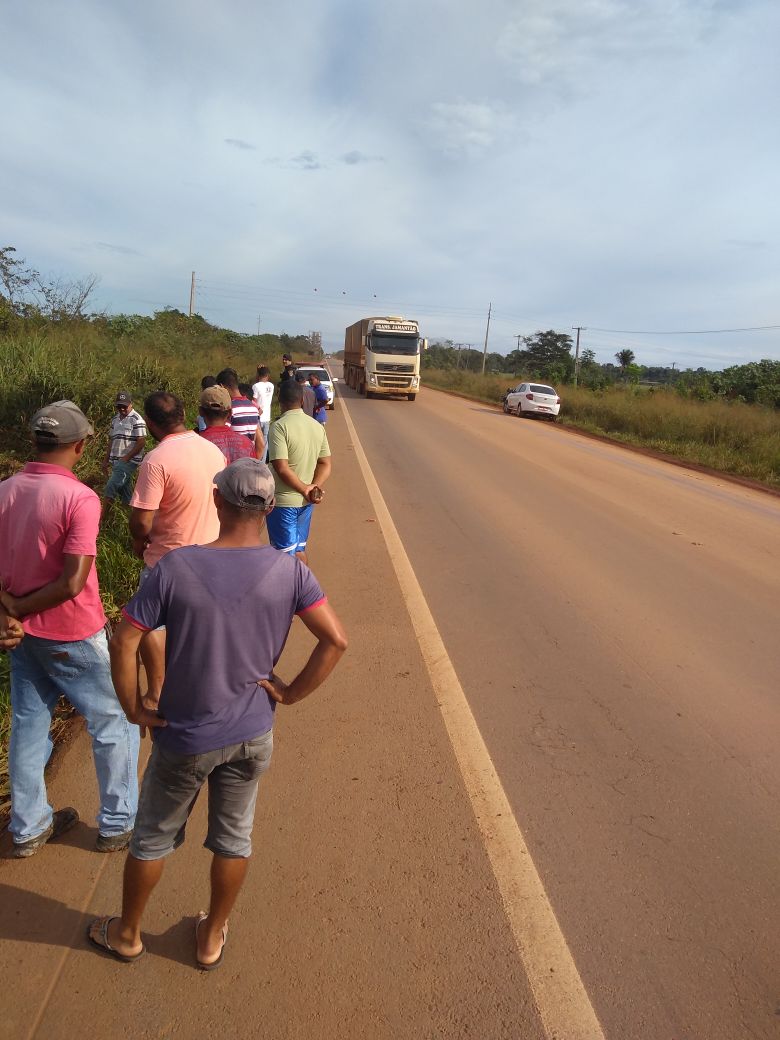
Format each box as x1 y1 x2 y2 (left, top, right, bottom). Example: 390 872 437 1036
217 368 263 457
198 386 258 463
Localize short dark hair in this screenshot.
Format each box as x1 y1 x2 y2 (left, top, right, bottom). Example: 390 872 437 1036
279 380 303 406
256 365 270 379
201 375 217 390
294 372 307 383
144 391 185 430
34 439 62 454
238 382 253 400
199 406 231 425
216 368 239 392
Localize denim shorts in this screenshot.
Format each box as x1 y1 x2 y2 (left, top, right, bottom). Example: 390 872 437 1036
129 731 273 861
103 460 137 504
266 503 314 554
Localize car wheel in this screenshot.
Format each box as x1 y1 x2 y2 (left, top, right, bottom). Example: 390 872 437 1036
516 404 524 418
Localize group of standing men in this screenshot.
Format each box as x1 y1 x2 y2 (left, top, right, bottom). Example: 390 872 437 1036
0 354 346 970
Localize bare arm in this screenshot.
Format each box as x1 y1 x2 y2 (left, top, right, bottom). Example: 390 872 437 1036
109 619 167 732
0 554 94 620
129 508 155 559
271 458 311 498
258 601 347 706
254 425 265 458
312 456 331 488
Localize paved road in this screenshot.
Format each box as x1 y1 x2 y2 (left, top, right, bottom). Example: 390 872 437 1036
1 374 778 1039
333 367 780 1040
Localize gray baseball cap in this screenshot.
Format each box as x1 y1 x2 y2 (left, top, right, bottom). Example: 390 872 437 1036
213 458 276 511
30 400 94 444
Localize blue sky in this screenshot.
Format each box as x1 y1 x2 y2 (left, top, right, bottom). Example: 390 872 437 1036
2 0 779 368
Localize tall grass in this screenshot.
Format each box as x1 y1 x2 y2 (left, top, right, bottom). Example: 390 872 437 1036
424 369 780 487
0 318 285 818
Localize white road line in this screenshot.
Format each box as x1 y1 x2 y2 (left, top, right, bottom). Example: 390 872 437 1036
339 394 606 1040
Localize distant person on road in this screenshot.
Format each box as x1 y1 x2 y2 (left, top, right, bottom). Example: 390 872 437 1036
294 371 316 417
0 401 139 858
267 380 331 563
101 392 147 520
129 392 226 707
196 376 217 433
251 366 274 463
217 368 264 457
198 385 257 464
279 354 295 382
88 458 347 968
308 373 328 425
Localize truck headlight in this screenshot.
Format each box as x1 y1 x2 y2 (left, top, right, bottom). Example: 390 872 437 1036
369 374 378 385
411 376 419 388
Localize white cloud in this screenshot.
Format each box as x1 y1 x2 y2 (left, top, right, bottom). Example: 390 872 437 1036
422 101 512 158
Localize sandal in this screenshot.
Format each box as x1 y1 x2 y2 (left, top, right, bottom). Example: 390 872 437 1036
195 911 228 971
87 916 145 963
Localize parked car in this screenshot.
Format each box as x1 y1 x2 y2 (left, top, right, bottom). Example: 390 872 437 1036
293 366 337 410
503 383 561 420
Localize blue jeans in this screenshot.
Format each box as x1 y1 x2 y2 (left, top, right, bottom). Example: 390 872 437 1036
103 460 137 504
259 421 270 463
9 629 140 843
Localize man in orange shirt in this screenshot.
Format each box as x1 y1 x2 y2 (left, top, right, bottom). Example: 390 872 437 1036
130 392 226 702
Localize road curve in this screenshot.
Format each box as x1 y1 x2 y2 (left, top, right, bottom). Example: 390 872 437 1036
334 367 780 1040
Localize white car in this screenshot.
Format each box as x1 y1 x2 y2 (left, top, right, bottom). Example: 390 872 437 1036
294 366 337 410
504 382 561 420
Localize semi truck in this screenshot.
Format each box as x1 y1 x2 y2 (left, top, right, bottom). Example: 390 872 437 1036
343 316 427 401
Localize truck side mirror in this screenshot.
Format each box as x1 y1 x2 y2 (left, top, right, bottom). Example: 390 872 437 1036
422 338 428 351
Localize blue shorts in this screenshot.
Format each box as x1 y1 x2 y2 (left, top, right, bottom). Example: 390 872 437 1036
266 504 314 554
103 460 137 504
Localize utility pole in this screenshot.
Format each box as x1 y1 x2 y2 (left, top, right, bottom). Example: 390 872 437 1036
257 314 262 336
481 303 492 375
515 334 523 351
572 325 586 387
188 271 196 318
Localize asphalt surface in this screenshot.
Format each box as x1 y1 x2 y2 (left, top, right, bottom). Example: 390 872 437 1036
333 368 780 1040
1 374 778 1039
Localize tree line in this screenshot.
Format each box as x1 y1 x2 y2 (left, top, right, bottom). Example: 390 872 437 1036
421 331 780 408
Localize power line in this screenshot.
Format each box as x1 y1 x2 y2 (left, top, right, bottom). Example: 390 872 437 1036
588 324 780 335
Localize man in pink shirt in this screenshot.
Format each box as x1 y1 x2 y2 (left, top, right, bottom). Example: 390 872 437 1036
129 392 226 702
0 401 140 857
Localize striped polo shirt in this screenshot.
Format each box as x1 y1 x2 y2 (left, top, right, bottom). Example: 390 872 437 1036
228 397 260 441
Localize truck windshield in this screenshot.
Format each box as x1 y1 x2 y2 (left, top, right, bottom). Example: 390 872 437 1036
369 334 419 356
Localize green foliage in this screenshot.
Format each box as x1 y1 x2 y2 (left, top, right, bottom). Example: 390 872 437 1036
0 301 314 801
423 369 780 487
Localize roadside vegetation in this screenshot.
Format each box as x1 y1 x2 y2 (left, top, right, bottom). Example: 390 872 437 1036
422 333 780 489
0 247 320 816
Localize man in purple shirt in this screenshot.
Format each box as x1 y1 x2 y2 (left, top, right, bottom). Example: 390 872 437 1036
88 458 347 969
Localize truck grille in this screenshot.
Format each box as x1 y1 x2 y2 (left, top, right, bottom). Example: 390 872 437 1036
376 363 415 373
377 376 413 388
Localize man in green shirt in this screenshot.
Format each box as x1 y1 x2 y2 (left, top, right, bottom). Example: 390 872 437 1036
267 380 331 563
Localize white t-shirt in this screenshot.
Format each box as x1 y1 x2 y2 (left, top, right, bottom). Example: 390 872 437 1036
252 380 275 422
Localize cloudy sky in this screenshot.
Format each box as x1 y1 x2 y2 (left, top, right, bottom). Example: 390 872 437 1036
3 0 779 369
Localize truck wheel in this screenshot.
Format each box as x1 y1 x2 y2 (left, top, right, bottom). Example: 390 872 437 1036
329 402 335 411
407 393 416 401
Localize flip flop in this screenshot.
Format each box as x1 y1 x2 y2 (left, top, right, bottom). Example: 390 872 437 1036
195 911 228 971
87 916 145 963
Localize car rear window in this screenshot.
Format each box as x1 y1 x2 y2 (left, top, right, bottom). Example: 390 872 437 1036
299 368 329 380
530 384 556 395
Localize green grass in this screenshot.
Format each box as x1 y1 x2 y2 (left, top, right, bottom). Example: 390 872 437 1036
424 369 780 488
0 315 292 818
